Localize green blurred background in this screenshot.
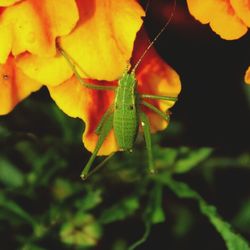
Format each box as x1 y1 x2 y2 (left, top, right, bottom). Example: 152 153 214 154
0 0 250 249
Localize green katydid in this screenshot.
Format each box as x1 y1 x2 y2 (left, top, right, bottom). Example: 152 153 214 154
57 0 177 180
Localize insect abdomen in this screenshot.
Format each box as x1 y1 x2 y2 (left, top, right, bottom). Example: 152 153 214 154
113 73 139 151
113 104 138 151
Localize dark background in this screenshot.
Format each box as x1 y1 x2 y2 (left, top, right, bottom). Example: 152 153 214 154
147 0 250 152
141 0 250 249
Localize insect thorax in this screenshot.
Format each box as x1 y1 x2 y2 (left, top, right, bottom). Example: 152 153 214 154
118 72 137 88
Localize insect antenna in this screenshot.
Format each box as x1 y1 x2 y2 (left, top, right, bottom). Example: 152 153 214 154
131 0 176 73
144 0 152 15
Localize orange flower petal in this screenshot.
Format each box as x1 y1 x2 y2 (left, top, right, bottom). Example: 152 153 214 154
59 0 144 81
132 30 181 132
0 55 42 115
230 0 250 27
186 0 214 24
0 14 12 64
0 0 78 64
49 29 181 155
48 78 118 155
16 52 72 86
0 0 20 7
245 66 250 84
187 0 248 40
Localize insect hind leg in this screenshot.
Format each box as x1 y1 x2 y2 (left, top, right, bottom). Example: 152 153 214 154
95 104 114 135
140 111 155 174
81 113 114 180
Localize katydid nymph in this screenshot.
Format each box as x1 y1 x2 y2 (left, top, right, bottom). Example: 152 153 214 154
57 0 177 180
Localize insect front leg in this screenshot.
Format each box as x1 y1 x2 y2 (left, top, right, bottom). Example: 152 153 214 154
57 44 116 91
140 112 155 174
141 101 170 122
81 113 114 180
140 94 177 102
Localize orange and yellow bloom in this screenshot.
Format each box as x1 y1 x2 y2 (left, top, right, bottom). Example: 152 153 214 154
0 0 181 154
186 0 250 84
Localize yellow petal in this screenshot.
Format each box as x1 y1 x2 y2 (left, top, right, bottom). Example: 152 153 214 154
0 19 12 64
0 55 42 115
230 0 250 27
0 0 20 6
48 77 118 155
244 66 250 84
16 52 72 86
186 0 215 24
0 0 78 63
187 0 248 40
59 0 144 81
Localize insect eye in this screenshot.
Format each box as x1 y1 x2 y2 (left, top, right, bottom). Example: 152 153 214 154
115 104 119 109
129 105 134 110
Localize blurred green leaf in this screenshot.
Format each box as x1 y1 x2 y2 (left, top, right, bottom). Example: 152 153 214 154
156 174 250 250
0 157 24 187
100 196 139 224
60 213 102 247
203 153 250 170
51 105 83 143
52 178 75 201
149 183 165 224
174 147 213 173
154 147 213 173
112 239 128 250
21 244 47 250
233 199 250 233
128 183 165 250
0 193 37 228
154 147 178 168
75 188 103 211
15 140 67 186
171 206 194 238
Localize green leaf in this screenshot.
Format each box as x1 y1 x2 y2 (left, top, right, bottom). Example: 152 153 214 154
60 213 102 247
154 147 178 167
0 193 37 228
21 244 47 250
174 147 213 173
128 183 166 250
156 174 250 250
100 196 139 224
232 199 250 233
75 188 102 211
148 183 165 224
171 206 194 238
0 158 24 187
52 178 75 201
112 239 128 250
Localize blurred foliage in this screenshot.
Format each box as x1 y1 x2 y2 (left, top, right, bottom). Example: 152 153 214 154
0 89 249 250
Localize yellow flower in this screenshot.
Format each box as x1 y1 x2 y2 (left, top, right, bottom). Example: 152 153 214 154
0 0 181 155
186 0 250 84
245 66 250 84
186 0 250 40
